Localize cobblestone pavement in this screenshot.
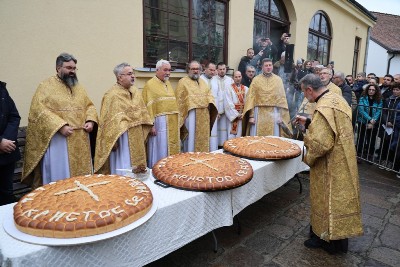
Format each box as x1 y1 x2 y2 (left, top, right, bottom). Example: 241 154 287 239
146 163 400 267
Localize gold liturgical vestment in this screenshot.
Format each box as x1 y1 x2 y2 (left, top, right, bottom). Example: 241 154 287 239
22 76 98 187
142 76 180 155
304 91 363 241
298 82 343 118
176 76 218 152
242 73 291 137
94 84 153 173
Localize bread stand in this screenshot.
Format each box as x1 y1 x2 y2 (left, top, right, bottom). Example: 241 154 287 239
0 140 308 267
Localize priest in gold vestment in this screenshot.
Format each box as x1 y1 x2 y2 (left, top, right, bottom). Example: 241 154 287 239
295 74 363 254
242 58 291 137
176 61 218 152
22 53 98 188
142 60 180 168
94 63 152 174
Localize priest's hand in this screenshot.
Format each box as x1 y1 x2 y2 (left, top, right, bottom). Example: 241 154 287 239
84 121 94 133
294 115 307 126
249 117 255 124
150 126 157 136
0 138 16 154
59 125 74 137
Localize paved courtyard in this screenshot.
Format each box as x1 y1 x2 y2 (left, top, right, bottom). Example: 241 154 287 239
146 162 400 267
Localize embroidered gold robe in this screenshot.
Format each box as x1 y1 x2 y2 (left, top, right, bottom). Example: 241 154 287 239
176 76 218 152
242 73 291 137
22 76 98 188
142 76 180 156
94 84 153 173
304 91 363 241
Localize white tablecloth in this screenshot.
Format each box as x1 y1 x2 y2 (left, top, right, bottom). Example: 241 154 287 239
0 140 308 267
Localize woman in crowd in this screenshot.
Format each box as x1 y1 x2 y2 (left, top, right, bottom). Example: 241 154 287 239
356 84 383 158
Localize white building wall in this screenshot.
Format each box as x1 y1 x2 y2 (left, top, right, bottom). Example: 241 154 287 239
366 40 400 77
366 41 389 77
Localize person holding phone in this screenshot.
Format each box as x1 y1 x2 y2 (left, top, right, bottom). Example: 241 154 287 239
276 33 291 61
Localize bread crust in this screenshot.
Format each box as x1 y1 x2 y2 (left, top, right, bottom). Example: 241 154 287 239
152 152 253 191
13 175 153 238
223 136 301 160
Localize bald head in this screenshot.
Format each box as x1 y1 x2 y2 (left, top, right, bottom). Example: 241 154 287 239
233 71 242 85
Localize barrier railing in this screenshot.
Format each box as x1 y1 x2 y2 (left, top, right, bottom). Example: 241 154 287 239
353 103 400 174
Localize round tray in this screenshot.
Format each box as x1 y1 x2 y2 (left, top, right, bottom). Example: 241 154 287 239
3 197 158 246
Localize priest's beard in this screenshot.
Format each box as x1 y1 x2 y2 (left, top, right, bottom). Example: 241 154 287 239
60 72 78 88
189 73 199 80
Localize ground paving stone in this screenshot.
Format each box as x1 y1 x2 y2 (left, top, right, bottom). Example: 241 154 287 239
389 214 400 226
363 258 392 267
368 247 400 267
272 236 363 267
214 223 254 249
362 213 384 230
147 163 400 267
211 246 265 267
361 202 389 219
379 223 400 250
360 191 393 210
263 223 295 240
243 230 284 255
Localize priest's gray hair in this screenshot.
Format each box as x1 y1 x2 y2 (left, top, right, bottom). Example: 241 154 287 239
299 74 324 92
187 60 202 72
246 65 256 71
114 62 131 77
334 71 345 81
56 53 77 68
156 60 170 70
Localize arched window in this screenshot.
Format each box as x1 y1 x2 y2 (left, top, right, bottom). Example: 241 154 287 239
253 0 290 56
307 11 331 65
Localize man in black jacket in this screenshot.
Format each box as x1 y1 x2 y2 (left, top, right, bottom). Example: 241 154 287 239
381 74 394 100
0 81 21 205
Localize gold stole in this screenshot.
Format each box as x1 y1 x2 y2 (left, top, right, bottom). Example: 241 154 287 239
230 84 245 134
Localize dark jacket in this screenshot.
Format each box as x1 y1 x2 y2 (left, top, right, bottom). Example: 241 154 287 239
238 56 251 77
0 81 21 165
380 86 393 100
382 95 400 125
338 82 353 107
297 68 313 81
241 75 252 88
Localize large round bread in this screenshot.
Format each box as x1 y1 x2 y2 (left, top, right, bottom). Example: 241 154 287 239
152 152 253 191
223 136 301 160
13 174 153 238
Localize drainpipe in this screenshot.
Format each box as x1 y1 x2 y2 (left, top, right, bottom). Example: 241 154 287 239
386 52 397 75
363 26 371 72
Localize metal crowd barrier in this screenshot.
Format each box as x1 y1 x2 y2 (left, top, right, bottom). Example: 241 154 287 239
353 103 400 174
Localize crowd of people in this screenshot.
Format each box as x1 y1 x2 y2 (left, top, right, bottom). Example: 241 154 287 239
239 34 400 177
1 45 398 254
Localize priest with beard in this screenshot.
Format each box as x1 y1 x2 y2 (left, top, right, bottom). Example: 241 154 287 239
22 53 98 188
176 61 218 152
